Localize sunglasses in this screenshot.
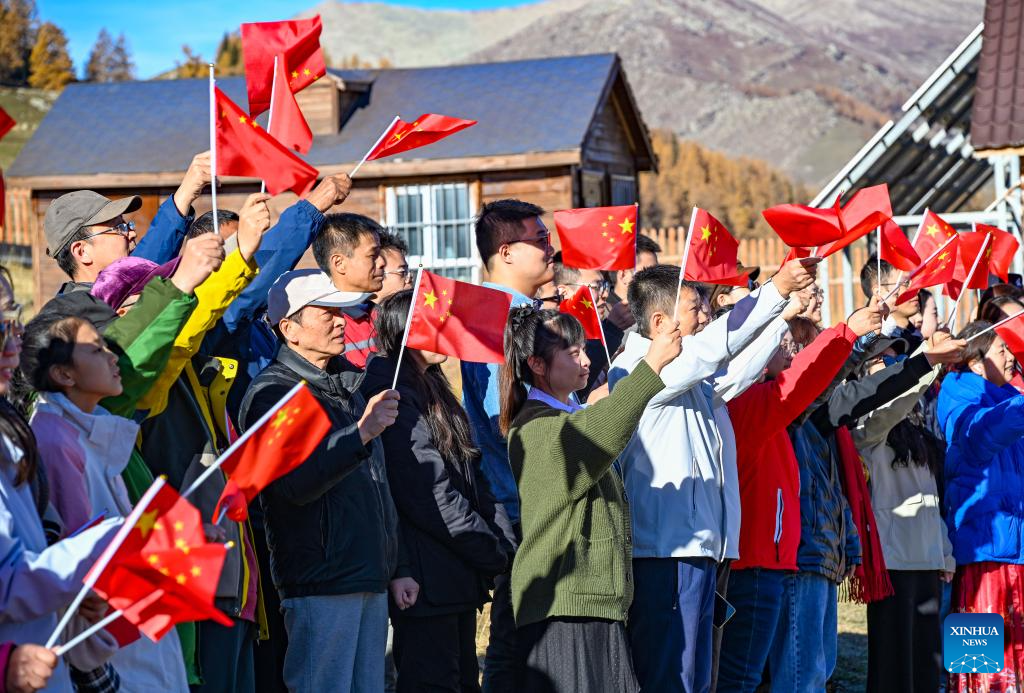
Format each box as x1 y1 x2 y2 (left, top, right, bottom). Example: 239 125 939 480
81 220 136 242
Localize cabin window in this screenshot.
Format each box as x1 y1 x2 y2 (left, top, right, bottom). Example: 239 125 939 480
611 175 637 206
385 182 479 283
581 170 606 207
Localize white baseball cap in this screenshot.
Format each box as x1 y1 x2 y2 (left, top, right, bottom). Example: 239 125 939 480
267 269 369 325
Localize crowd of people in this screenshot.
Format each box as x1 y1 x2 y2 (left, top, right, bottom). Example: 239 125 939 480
0 151 1022 693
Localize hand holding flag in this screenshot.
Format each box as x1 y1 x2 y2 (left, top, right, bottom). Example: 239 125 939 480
554 205 638 271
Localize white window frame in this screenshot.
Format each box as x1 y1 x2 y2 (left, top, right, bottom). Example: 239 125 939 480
384 182 481 283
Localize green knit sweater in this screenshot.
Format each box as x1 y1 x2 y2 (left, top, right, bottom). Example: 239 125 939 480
507 360 665 628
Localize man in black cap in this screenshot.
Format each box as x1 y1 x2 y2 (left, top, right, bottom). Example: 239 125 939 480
45 151 211 294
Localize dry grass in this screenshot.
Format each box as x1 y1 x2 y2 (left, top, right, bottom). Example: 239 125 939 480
472 600 868 690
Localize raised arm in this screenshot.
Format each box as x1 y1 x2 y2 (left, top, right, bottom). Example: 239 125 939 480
133 151 210 264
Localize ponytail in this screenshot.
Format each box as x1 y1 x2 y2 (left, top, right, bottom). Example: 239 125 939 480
498 306 585 435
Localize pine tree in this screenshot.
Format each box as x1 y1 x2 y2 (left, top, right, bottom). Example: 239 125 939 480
28 21 73 90
0 0 37 85
84 28 114 82
107 33 134 81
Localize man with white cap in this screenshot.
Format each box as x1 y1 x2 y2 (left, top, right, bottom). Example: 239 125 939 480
238 269 416 692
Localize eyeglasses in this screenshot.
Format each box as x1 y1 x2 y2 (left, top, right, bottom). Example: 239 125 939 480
383 268 413 282
509 232 552 249
532 295 563 310
569 280 610 296
0 304 23 351
80 221 136 243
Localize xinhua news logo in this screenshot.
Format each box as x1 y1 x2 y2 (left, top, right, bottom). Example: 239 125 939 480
944 613 1004 674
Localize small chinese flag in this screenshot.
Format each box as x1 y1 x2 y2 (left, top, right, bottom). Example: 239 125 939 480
364 114 477 161
975 223 1019 282
685 208 748 286
214 383 333 522
407 271 512 363
214 88 318 196
995 311 1024 363
560 286 603 342
89 480 232 642
896 236 960 306
761 195 846 247
554 205 638 271
269 52 313 154
0 106 14 142
914 210 958 260
878 220 920 272
241 16 326 117
817 184 897 259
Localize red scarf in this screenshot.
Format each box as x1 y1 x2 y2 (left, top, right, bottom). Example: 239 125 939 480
835 426 894 603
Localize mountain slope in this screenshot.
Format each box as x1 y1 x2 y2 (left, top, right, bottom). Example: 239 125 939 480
302 0 983 183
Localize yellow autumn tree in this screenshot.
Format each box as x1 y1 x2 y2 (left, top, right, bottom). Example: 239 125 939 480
28 21 74 90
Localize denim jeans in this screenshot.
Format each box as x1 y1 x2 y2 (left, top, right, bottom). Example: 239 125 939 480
281 592 388 692
768 571 837 693
629 557 717 693
717 568 787 693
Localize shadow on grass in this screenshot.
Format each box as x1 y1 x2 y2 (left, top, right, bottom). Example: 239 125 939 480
831 630 869 692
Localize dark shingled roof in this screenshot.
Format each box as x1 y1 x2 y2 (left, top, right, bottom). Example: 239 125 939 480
9 53 622 178
970 0 1024 150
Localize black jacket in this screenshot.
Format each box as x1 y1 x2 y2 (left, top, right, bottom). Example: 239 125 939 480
791 351 933 582
239 344 402 600
361 355 514 616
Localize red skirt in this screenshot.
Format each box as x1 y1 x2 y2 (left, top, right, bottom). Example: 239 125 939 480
951 562 1024 693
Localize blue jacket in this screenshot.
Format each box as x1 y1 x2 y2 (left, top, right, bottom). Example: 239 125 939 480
460 283 534 525
201 200 325 416
938 370 1024 565
133 196 194 264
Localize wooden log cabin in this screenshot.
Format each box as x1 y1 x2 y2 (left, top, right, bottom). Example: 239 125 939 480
5 53 655 306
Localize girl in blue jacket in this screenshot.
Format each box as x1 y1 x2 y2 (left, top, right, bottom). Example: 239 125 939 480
939 320 1024 691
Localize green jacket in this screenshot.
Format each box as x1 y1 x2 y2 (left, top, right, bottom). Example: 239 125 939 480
507 360 664 628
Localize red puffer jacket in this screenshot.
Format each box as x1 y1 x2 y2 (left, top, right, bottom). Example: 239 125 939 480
728 324 857 570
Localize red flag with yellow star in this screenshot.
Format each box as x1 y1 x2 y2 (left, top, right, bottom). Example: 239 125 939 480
554 205 637 271
213 382 333 522
896 235 960 306
914 210 958 260
215 87 318 196
241 16 326 117
684 208 748 286
946 225 1018 297
407 271 512 363
559 285 603 341
363 114 477 162
269 52 313 154
88 480 232 642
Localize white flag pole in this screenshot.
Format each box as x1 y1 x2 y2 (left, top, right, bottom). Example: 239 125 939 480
181 380 306 501
350 115 400 178
44 478 168 648
672 206 698 320
260 56 278 195
966 309 1024 342
392 267 425 391
945 230 991 333
208 64 220 237
589 285 612 366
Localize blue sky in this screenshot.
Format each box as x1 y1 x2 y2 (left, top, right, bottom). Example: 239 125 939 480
38 0 535 79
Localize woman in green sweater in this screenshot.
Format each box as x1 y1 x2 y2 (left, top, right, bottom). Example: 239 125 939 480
498 305 680 692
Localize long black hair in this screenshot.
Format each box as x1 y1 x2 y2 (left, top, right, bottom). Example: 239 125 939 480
498 306 585 435
374 290 479 465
